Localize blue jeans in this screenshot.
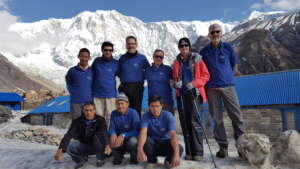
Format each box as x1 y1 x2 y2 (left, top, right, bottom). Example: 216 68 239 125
67 136 104 163
112 136 138 160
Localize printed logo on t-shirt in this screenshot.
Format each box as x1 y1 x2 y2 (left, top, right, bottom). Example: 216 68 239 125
87 76 92 80
125 124 129 129
160 128 166 132
159 72 164 76
107 68 113 72
133 63 139 68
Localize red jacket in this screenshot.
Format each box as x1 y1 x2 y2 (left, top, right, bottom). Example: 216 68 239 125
172 52 210 102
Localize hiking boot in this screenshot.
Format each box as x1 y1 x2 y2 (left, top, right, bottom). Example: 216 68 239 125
184 155 193 160
74 160 86 169
193 155 203 161
96 159 105 167
216 147 228 158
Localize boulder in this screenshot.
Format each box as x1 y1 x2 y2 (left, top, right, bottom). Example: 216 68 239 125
237 133 274 169
0 105 14 124
271 130 300 169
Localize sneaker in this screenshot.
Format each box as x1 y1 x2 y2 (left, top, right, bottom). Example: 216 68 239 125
216 147 228 158
193 155 203 161
113 158 122 165
96 159 105 167
74 160 86 169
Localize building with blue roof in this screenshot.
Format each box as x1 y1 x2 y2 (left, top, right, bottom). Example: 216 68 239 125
0 92 24 110
21 95 70 128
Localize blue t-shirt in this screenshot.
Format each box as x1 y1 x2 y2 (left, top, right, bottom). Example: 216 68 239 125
145 64 173 103
92 57 119 98
118 52 150 83
141 110 176 140
65 65 93 103
109 108 140 139
200 42 237 88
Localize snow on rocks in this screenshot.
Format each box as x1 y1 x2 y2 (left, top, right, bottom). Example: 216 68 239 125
1 127 63 146
0 105 14 124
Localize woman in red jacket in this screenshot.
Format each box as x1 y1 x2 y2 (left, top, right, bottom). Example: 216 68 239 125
172 37 210 161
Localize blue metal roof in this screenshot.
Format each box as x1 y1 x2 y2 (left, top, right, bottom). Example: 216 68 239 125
28 95 70 114
0 92 24 102
234 69 300 106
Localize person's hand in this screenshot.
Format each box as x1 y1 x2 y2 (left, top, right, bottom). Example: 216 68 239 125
115 135 125 147
174 81 182 89
186 82 194 90
170 154 180 168
234 71 242 76
54 148 63 161
104 145 112 155
137 149 147 163
110 134 117 148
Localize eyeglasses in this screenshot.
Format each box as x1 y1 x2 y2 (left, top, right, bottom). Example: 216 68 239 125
210 30 221 35
154 55 164 59
103 49 113 52
179 44 189 48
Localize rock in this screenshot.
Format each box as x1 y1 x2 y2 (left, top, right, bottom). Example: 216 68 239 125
25 90 38 101
0 105 14 124
237 133 274 169
271 130 300 169
23 131 33 137
32 128 44 136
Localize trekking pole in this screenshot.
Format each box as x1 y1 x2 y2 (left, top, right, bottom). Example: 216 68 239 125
179 94 192 159
190 90 218 169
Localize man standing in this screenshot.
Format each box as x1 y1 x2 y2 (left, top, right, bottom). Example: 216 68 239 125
118 36 150 115
200 23 245 158
92 41 119 123
54 102 111 169
66 48 93 119
137 95 183 168
109 93 140 165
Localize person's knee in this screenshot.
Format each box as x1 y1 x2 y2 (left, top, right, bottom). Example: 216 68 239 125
67 141 80 155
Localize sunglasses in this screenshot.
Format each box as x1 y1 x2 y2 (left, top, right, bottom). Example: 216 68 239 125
210 30 221 35
179 44 189 48
154 55 164 59
103 49 113 52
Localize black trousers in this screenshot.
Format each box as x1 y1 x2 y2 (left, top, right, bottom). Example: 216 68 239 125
143 137 183 163
118 82 144 116
177 89 204 156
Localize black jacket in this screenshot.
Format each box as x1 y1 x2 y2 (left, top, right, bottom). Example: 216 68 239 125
59 115 109 152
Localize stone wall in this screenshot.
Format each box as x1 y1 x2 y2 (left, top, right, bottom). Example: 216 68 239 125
29 114 44 125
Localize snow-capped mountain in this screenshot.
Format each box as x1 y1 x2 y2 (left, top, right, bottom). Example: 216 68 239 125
1 10 235 85
224 10 300 41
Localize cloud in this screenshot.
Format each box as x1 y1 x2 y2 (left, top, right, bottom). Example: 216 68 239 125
250 0 300 10
0 0 9 10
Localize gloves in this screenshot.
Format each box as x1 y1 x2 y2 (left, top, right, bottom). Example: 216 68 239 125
174 81 182 89
186 82 194 90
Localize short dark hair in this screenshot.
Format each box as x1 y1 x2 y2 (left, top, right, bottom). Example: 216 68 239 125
178 37 191 48
153 49 164 55
82 102 96 111
126 35 137 43
101 41 114 50
78 48 90 56
148 95 163 105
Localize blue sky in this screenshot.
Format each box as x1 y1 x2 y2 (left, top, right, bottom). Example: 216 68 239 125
1 0 298 23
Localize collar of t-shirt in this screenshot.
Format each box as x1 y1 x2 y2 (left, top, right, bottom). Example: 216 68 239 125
78 64 89 71
100 56 113 62
125 51 138 58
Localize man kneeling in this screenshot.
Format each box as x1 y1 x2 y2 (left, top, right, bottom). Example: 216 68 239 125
137 95 183 168
109 93 140 165
54 102 111 169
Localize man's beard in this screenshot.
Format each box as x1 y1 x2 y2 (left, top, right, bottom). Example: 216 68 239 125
211 37 221 43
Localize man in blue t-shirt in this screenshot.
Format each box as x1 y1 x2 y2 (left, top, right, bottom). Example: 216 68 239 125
118 36 150 116
200 23 245 158
109 93 140 165
66 48 93 119
92 41 119 123
137 95 183 168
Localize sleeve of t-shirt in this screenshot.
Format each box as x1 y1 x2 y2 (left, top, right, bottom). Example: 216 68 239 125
229 45 238 68
166 112 176 132
141 114 149 128
143 56 151 70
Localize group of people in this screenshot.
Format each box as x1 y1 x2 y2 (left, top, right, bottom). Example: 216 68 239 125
54 23 245 169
